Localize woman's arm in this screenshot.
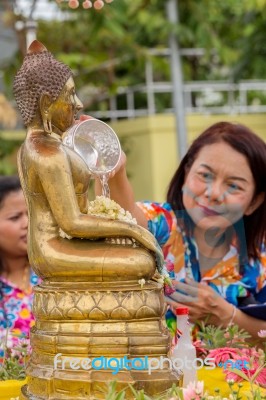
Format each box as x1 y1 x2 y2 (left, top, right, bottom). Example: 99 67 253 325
95 151 148 228
232 307 266 340
78 115 148 227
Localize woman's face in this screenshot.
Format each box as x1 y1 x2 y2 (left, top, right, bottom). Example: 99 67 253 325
182 142 262 233
49 77 83 134
0 190 28 258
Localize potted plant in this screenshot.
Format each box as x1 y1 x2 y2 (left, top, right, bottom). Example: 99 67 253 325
195 324 266 398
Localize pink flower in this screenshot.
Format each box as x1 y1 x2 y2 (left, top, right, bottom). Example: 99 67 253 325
225 363 266 387
223 331 249 347
164 286 175 295
208 347 241 365
165 260 174 272
193 339 208 358
248 346 261 356
164 278 175 295
68 0 79 8
183 381 204 400
224 360 246 383
258 330 266 338
223 347 266 387
255 368 266 387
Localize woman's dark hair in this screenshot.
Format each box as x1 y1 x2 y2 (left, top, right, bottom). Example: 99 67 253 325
167 121 266 260
0 175 21 208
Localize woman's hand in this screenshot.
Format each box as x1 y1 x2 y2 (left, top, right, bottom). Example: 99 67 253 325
165 277 233 326
108 150 127 179
76 114 94 123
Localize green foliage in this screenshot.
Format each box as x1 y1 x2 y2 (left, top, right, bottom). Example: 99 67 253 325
129 384 153 400
97 381 126 400
0 335 28 380
196 321 251 349
0 137 20 175
2 0 266 113
0 354 26 381
96 380 266 400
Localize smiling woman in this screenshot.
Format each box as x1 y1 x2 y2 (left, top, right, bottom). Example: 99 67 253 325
104 121 266 339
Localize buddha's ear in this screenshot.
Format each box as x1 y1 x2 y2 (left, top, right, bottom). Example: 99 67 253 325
245 192 265 216
40 94 53 134
40 93 52 113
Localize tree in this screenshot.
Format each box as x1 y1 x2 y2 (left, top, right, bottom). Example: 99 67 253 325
1 0 266 109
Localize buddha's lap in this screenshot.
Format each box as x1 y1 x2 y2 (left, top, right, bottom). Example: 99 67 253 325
31 237 156 279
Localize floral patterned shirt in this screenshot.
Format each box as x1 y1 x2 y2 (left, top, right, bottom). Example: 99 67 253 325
0 270 40 341
138 201 266 305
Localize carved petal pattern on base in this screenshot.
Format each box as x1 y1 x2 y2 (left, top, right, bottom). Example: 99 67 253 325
33 286 164 320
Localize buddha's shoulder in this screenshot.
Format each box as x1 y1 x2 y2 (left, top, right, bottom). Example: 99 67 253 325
21 135 88 174
23 135 67 159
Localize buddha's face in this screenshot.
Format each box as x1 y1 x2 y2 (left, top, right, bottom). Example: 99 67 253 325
49 77 83 134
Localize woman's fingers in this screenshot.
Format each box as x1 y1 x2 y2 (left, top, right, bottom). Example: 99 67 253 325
185 277 201 287
165 296 183 309
167 290 195 304
174 281 198 297
73 114 94 125
109 151 127 178
79 114 94 121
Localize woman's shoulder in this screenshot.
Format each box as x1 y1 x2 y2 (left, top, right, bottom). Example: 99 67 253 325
137 201 175 218
0 269 40 298
239 243 266 302
137 201 178 245
29 269 42 286
137 200 178 229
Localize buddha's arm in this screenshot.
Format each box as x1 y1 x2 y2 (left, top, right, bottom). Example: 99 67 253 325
76 192 88 214
38 149 164 265
95 152 148 228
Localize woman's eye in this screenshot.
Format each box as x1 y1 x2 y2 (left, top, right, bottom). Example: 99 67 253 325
228 183 240 191
199 172 213 181
9 215 20 221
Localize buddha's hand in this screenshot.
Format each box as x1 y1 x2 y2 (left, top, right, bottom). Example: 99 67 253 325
125 222 164 272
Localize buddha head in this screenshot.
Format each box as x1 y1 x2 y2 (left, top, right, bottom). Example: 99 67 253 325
13 40 83 134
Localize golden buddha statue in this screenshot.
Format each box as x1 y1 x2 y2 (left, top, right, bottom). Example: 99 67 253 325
14 40 180 399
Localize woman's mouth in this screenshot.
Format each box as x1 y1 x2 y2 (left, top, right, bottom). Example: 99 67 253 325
197 204 222 217
21 235 27 242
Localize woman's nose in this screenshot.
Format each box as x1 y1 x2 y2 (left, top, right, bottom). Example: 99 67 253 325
204 181 225 202
22 213 28 229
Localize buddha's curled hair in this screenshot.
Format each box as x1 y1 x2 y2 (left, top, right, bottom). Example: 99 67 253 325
13 40 72 126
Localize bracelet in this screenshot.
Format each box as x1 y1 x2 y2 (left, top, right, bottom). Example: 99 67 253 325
228 305 237 327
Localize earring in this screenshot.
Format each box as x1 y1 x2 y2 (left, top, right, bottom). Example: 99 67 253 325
43 109 53 134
